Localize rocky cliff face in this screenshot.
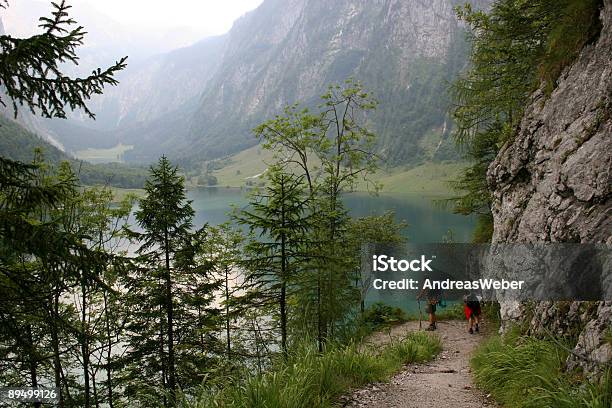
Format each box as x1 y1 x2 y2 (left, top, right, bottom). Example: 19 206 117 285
45 35 228 156
487 0 611 379
183 0 490 162
91 35 227 130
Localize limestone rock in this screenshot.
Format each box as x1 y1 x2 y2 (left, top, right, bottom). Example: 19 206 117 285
488 0 612 379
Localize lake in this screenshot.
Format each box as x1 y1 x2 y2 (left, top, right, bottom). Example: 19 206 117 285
123 187 474 317
188 187 475 243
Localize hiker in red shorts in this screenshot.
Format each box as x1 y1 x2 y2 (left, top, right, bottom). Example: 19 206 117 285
463 292 481 334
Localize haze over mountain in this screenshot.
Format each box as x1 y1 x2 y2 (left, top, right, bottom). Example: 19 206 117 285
4 0 490 167
1 0 208 66
1 0 216 149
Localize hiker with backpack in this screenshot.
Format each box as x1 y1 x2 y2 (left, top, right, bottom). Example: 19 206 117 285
417 287 442 331
463 292 481 334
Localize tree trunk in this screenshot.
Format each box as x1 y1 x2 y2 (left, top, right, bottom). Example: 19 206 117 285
280 177 288 356
92 373 100 408
164 227 176 403
26 325 41 408
51 293 65 408
160 311 167 408
81 280 91 408
225 267 231 359
102 291 114 408
317 270 323 352
280 281 287 356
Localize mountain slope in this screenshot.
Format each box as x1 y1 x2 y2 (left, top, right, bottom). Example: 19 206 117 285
39 35 228 154
179 0 489 164
12 0 490 166
1 0 222 154
0 115 68 165
0 114 148 188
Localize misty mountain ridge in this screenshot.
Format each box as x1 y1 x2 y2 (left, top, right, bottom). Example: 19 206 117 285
6 0 491 168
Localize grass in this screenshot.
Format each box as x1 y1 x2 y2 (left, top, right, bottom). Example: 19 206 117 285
359 162 467 195
471 329 611 408
184 331 441 408
205 145 273 187
75 143 134 164
108 186 145 202
207 145 466 195
605 328 612 347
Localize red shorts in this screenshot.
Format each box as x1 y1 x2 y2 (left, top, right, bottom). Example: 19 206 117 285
464 303 481 320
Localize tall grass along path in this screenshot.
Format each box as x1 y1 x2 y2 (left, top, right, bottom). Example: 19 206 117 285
343 320 498 408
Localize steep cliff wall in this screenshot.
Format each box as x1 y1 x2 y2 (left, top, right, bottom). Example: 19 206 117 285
183 0 491 162
487 0 611 378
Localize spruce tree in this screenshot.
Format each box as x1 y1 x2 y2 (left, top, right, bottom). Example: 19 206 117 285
0 0 126 119
122 156 220 406
235 167 313 356
123 156 192 405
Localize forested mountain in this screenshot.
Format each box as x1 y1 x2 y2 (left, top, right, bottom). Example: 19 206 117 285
0 114 148 188
0 115 68 164
13 0 490 166
40 35 228 153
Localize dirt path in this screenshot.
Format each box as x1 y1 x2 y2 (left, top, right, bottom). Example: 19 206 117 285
341 320 498 408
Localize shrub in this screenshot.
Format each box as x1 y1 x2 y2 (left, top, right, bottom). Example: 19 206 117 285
540 0 603 95
361 302 406 328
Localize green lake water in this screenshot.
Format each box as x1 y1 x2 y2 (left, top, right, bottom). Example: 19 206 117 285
188 187 475 315
188 187 475 243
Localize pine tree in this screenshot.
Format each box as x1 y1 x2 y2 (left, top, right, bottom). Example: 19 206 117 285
123 156 192 405
235 167 313 356
0 0 126 119
122 156 219 406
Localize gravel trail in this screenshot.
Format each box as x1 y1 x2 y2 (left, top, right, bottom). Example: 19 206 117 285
342 320 498 408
